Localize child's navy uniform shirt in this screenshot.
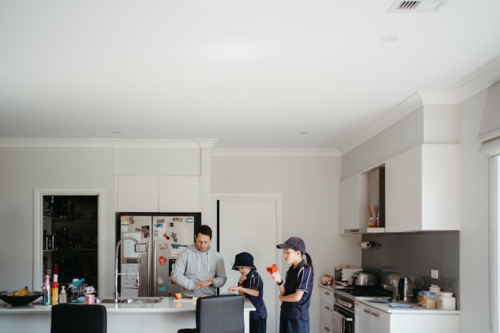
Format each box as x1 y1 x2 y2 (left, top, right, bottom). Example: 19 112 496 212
242 270 268 320
280 260 314 320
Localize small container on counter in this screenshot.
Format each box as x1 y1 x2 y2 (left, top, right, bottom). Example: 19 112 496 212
421 291 427 307
417 291 423 306
440 292 456 310
426 292 436 309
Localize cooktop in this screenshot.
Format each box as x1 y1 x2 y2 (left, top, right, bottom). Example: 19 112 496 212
337 287 392 297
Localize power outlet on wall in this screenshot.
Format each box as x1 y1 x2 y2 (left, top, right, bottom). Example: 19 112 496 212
431 269 439 279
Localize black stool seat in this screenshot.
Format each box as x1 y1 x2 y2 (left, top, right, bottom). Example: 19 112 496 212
51 304 107 333
178 295 245 333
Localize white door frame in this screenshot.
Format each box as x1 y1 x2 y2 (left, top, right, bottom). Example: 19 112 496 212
33 188 106 292
212 193 282 333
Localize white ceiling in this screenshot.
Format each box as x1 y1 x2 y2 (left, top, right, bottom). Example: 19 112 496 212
1 0 500 149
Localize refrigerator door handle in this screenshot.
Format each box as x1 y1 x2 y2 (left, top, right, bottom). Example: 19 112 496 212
153 241 157 297
147 241 151 297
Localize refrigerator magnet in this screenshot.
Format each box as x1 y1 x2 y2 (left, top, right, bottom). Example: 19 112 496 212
166 283 170 288
156 276 164 285
159 256 167 266
158 286 166 292
159 243 168 250
185 217 194 223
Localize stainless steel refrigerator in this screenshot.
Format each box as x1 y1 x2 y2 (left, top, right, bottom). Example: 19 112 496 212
117 213 201 297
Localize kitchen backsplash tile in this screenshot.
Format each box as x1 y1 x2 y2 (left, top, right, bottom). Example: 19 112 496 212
362 231 460 309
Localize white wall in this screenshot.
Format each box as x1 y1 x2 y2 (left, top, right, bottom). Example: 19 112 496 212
212 156 362 333
458 89 490 333
0 147 116 295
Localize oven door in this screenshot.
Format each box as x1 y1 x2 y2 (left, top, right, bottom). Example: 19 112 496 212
333 305 354 333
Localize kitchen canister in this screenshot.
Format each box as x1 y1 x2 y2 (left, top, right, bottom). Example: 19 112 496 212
440 292 456 310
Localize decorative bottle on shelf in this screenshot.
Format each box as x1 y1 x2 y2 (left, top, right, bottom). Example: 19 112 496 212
43 275 51 306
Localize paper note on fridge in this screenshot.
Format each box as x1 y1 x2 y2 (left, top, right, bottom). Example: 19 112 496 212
123 233 141 258
170 244 188 256
121 264 138 288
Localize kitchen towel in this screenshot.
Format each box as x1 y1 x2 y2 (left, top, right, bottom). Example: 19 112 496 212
369 297 392 303
332 310 345 333
389 303 414 308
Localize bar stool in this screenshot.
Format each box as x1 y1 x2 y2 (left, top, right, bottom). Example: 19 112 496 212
178 295 245 333
51 304 107 333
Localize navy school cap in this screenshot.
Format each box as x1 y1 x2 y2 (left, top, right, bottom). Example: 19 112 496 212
276 237 306 254
232 252 257 270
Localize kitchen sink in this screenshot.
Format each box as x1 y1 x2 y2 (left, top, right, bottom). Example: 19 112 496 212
96 296 164 304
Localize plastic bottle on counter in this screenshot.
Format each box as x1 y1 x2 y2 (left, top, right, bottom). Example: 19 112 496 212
421 291 427 307
59 286 67 304
43 275 51 306
427 292 436 309
52 274 59 305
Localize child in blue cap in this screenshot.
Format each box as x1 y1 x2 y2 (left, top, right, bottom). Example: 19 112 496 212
270 237 314 333
228 252 268 333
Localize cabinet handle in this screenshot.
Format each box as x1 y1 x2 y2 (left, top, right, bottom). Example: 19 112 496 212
325 292 330 296
372 312 380 318
325 328 330 332
364 309 372 314
325 306 331 310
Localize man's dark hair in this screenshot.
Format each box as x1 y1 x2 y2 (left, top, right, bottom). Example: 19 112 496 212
195 225 212 239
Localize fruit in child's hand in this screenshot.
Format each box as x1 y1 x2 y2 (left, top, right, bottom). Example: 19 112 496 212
174 293 182 299
266 264 278 274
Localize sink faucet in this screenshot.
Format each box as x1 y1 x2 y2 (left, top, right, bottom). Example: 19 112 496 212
114 236 142 303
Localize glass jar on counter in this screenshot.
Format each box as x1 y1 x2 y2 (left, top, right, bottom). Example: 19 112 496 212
427 292 436 309
421 291 427 307
417 291 423 306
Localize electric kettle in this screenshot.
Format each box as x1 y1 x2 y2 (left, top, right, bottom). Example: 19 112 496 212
398 276 415 303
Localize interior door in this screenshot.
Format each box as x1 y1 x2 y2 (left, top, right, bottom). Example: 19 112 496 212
219 198 278 333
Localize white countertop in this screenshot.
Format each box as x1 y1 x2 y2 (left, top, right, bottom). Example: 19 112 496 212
0 297 256 314
358 298 460 315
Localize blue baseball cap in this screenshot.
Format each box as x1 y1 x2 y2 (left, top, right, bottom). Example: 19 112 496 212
276 237 306 254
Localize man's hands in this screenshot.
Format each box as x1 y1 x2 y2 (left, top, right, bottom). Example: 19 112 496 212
194 279 215 290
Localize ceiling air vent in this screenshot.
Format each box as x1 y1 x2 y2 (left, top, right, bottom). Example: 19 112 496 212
388 0 450 12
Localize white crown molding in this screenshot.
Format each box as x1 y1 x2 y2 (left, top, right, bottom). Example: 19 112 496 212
340 58 500 155
452 55 500 104
418 90 458 105
339 92 423 155
193 139 219 151
0 138 202 148
212 148 340 157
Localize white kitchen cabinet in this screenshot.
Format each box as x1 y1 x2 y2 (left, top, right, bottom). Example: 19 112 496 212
390 144 460 232
357 303 390 333
385 155 402 232
159 176 201 212
357 301 459 333
117 176 159 212
339 174 370 234
319 286 334 332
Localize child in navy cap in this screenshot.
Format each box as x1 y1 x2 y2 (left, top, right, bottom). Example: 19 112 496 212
228 252 268 333
270 237 314 333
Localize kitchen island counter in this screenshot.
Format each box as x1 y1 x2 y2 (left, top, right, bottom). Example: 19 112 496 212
0 298 256 333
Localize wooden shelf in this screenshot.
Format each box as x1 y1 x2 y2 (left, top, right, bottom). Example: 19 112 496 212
43 216 97 223
43 249 97 252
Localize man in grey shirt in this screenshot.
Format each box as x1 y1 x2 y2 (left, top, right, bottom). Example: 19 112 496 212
171 225 227 297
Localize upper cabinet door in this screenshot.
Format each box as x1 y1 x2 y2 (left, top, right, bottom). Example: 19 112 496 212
385 155 402 232
340 174 369 234
117 176 159 212
400 144 460 232
159 176 201 213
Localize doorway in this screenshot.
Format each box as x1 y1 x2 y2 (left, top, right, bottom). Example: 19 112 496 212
214 193 282 333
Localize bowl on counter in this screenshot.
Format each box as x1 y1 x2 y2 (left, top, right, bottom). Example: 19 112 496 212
0 291 43 306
